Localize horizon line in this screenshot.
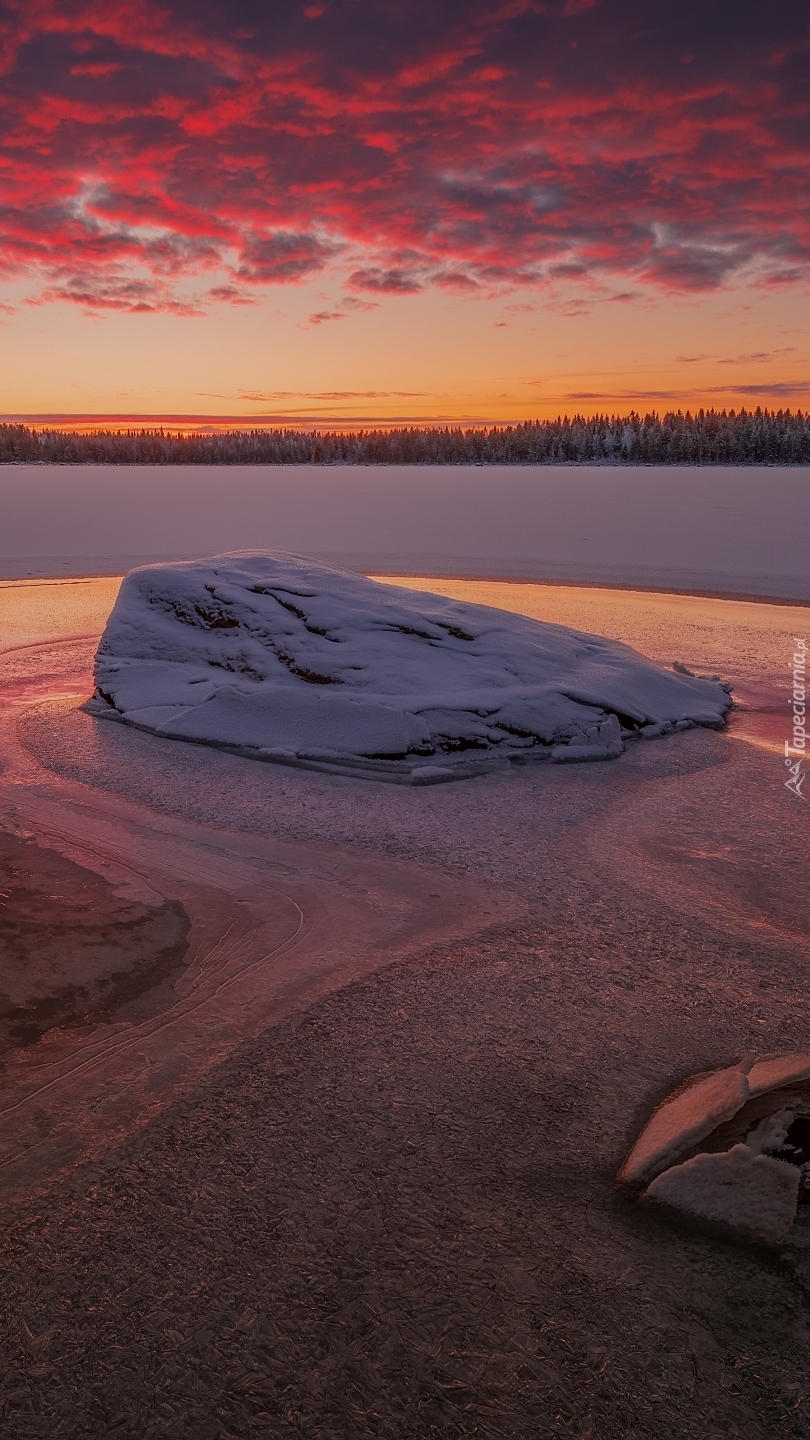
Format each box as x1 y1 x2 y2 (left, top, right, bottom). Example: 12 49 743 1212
2 405 806 435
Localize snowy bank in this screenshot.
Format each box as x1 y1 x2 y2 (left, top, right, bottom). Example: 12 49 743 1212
92 553 731 779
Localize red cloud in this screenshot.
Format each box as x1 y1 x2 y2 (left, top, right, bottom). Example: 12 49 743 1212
0 1 808 313
347 268 423 295
31 274 204 314
69 62 126 77
235 233 336 284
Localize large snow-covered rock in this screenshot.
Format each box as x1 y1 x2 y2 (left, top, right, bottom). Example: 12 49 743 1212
93 552 731 776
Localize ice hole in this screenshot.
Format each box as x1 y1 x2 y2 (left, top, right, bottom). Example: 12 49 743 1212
770 1117 810 1203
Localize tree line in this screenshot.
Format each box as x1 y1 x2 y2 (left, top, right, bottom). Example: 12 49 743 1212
1 408 809 465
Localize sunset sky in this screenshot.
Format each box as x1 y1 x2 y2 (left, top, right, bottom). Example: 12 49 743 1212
1 0 809 426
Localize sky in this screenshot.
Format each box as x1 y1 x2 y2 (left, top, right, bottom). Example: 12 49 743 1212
1 0 809 426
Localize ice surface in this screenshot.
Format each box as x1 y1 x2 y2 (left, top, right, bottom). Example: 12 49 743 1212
645 1144 799 1244
618 1065 750 1187
5 463 810 603
94 553 731 774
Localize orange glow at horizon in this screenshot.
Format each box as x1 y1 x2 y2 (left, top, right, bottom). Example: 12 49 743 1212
2 270 809 427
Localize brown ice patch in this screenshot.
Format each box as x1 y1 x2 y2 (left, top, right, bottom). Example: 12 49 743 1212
0 830 190 1056
564 740 809 950
0 786 504 1211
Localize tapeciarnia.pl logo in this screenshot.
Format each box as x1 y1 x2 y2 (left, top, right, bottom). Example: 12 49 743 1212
785 636 807 799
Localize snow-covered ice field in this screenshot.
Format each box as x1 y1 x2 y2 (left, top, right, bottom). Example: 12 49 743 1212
2 463 808 602
1 570 809 1437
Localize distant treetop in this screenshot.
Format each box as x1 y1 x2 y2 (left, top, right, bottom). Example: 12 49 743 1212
1 410 809 465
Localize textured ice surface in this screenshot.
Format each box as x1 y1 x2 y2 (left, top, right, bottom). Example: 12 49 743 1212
618 1065 750 1187
645 1144 800 1244
94 553 731 774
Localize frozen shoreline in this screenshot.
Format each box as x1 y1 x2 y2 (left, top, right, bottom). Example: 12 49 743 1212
2 558 809 607
1 594 809 1436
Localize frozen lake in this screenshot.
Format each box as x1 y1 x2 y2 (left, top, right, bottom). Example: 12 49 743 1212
0 463 807 601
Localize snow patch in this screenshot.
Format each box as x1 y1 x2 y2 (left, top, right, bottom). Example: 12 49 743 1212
745 1108 795 1156
645 1145 800 1245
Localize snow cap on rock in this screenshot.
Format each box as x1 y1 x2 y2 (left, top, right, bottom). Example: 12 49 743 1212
94 552 731 778
618 1065 751 1188
747 1054 810 1097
